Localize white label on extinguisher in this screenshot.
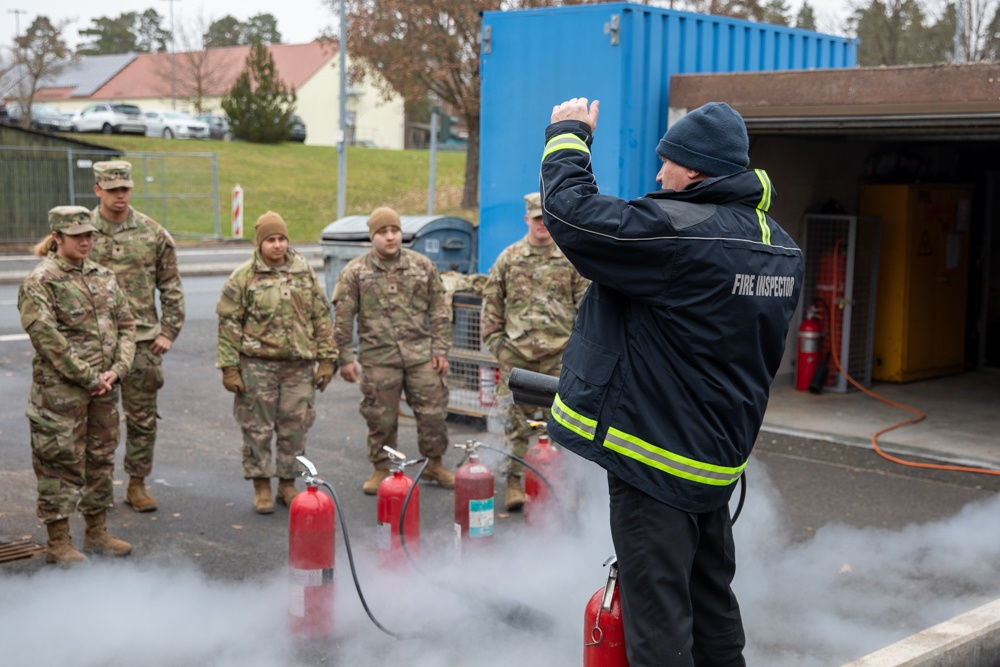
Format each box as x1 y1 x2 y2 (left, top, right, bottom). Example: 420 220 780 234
469 498 494 537
288 567 334 618
377 521 391 551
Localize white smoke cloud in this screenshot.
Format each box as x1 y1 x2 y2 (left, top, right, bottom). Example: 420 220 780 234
2 454 999 667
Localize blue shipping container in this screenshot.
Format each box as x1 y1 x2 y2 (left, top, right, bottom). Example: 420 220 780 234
478 2 857 270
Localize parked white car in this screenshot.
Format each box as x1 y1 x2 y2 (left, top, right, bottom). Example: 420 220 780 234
143 110 210 139
71 103 146 135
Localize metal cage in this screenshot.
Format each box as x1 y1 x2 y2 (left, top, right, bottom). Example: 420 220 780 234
800 214 881 393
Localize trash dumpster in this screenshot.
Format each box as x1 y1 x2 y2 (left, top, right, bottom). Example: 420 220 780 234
319 214 478 297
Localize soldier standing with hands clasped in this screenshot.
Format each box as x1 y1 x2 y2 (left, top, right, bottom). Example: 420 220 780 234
89 161 185 513
332 206 455 494
19 206 137 566
480 192 589 511
216 212 338 514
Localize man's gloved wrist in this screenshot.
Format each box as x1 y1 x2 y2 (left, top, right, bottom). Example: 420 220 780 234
222 366 245 393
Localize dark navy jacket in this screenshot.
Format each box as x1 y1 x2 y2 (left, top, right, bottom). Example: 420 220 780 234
540 120 803 513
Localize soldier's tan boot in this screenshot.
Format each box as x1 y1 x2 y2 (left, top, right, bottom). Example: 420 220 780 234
504 475 525 512
45 519 88 567
423 456 456 490
362 465 391 495
83 512 132 557
276 478 298 506
124 476 158 512
253 478 274 514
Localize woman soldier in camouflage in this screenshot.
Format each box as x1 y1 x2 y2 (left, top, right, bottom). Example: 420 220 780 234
18 206 137 566
216 211 338 514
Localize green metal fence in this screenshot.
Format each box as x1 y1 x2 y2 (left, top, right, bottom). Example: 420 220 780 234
0 146 221 243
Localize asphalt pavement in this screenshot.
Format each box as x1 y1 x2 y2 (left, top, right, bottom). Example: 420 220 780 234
1 256 1000 666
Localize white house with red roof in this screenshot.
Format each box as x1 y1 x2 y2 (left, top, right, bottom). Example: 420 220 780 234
29 42 404 149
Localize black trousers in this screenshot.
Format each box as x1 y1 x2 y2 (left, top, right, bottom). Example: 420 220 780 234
608 473 746 667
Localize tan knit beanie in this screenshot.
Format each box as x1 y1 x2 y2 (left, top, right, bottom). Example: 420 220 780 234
368 207 401 239
255 211 288 247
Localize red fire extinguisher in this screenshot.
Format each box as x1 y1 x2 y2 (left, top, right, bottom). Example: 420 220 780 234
795 305 822 392
288 467 336 639
377 448 420 570
524 432 561 531
584 556 629 667
453 440 495 557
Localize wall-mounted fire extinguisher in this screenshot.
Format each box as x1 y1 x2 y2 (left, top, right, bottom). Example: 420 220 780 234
288 457 336 639
453 440 495 557
377 447 420 570
795 305 822 392
584 556 629 667
524 432 561 531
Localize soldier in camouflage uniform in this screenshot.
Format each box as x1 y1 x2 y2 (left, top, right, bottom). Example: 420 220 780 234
332 206 456 494
19 206 137 567
480 192 590 511
216 211 338 514
89 161 185 513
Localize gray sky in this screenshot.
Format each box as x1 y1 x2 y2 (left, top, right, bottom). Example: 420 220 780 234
4 0 335 50
4 1 855 52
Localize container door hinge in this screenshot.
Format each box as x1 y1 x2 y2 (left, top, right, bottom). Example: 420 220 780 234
482 25 492 54
604 14 620 46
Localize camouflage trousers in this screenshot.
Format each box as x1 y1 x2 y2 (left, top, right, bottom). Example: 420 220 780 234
496 349 563 477
120 340 165 478
234 357 316 479
25 379 120 523
359 361 449 465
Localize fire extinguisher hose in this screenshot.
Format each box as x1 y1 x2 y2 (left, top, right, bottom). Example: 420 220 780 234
398 458 557 633
314 478 423 640
826 239 1000 477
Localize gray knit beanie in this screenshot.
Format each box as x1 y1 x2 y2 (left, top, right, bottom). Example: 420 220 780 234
656 102 749 177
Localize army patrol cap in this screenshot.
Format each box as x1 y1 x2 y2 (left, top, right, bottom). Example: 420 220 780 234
93 160 134 190
524 192 542 219
49 206 98 235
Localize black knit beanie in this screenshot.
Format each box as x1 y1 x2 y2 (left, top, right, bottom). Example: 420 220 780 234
656 102 749 177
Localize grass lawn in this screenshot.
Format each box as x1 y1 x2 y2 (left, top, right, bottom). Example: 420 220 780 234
85 134 472 244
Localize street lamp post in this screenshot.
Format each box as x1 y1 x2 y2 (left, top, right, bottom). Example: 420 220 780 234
8 9 27 39
162 0 179 110
337 0 347 219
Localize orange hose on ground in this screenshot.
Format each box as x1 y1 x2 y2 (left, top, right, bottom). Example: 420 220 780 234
827 239 1000 476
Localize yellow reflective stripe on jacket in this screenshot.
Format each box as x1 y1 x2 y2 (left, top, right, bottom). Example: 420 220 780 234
603 427 746 486
552 393 597 441
543 133 590 160
754 169 772 245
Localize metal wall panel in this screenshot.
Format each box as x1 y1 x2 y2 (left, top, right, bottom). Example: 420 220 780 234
479 2 857 270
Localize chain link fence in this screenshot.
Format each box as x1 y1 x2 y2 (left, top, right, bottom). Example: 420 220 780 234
0 146 220 244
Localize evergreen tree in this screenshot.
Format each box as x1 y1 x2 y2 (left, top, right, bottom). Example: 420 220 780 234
221 40 296 144
78 14 140 55
795 1 817 31
204 15 243 48
243 14 282 45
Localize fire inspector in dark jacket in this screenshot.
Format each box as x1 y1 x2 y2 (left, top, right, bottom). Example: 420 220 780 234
540 98 803 666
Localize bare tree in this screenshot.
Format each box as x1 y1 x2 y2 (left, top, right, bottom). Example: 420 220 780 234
336 0 590 211
9 16 73 127
175 15 233 113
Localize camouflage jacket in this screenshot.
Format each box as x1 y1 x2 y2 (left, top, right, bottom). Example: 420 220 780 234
332 248 451 369
90 206 185 343
216 247 337 368
18 252 137 390
480 237 589 361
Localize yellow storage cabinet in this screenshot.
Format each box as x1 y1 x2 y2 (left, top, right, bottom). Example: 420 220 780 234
859 184 972 382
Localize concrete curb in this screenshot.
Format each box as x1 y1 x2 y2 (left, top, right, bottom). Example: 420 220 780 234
842 598 1000 666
